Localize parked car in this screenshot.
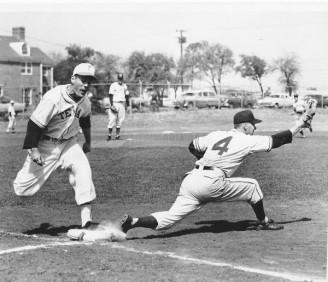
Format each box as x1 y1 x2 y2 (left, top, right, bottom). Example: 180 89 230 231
98 96 149 111
0 96 26 118
303 94 328 108
257 93 294 108
173 90 220 109
130 96 150 110
221 92 257 108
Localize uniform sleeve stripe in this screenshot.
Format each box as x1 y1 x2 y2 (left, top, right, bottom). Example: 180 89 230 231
194 138 200 150
267 136 272 152
30 116 46 129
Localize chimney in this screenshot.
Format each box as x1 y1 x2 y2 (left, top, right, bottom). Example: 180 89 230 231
12 27 25 41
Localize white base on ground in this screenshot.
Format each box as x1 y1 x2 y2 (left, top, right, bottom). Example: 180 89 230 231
67 221 126 242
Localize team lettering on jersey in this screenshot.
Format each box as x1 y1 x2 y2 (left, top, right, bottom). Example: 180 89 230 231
58 107 81 119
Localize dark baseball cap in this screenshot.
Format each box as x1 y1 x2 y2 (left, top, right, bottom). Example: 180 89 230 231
117 73 124 80
233 110 262 125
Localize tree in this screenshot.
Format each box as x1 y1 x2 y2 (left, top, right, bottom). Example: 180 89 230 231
181 42 204 87
235 55 268 97
124 51 176 105
181 41 234 94
53 44 95 84
273 54 300 96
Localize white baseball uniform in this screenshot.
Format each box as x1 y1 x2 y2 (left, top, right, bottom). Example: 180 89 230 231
152 129 272 230
7 104 16 133
108 82 129 129
13 85 96 205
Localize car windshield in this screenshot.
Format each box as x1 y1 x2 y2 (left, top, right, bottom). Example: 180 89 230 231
270 95 280 98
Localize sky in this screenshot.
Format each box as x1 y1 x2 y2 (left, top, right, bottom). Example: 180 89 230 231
1 0 328 93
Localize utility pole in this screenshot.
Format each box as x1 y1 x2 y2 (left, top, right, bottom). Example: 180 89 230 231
176 29 186 91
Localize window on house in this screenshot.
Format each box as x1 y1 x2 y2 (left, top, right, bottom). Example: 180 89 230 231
22 88 33 105
42 67 49 76
22 44 28 55
21 62 32 75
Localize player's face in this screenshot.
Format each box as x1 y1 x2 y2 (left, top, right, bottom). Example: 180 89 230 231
72 75 93 97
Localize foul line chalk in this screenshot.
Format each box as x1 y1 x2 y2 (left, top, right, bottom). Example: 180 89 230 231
0 241 92 255
110 244 325 282
0 231 325 282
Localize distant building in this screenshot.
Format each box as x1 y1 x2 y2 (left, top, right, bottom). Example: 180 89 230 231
0 27 54 108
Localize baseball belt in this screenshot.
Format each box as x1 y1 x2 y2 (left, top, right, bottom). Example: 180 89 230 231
194 165 214 171
40 135 66 142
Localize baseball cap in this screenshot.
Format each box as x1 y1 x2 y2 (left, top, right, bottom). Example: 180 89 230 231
117 73 124 81
233 110 262 125
73 63 96 80
10 100 14 104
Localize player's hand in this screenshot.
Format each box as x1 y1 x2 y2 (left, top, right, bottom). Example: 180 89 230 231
126 106 130 112
29 148 45 167
82 142 91 154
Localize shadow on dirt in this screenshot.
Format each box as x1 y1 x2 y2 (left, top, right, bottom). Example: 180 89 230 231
128 217 312 240
23 223 80 237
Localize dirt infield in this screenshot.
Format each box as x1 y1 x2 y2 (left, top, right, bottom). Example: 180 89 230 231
0 108 327 281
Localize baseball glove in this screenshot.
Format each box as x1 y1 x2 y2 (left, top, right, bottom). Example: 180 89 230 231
109 105 118 113
302 99 317 128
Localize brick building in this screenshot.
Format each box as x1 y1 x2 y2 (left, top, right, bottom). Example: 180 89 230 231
0 27 54 108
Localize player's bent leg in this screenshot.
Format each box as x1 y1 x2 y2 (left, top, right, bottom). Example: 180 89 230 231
13 152 58 196
61 141 96 205
151 193 205 230
219 177 263 204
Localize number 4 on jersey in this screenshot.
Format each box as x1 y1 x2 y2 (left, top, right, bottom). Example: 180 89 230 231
212 136 232 155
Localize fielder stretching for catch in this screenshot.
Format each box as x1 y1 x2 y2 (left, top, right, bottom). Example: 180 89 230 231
106 73 130 141
117 104 317 235
13 63 98 229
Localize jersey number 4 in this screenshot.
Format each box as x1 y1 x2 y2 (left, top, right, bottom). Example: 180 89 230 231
212 136 233 155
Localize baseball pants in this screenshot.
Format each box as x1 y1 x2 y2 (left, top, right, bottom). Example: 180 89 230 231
13 136 96 205
7 116 16 131
107 102 126 129
152 167 263 230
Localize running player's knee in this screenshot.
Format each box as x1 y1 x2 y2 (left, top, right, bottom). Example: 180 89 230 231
248 181 263 204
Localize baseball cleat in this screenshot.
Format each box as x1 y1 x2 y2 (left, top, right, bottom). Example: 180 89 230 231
67 228 115 242
67 229 86 241
116 135 122 140
121 214 133 233
256 222 284 231
106 135 111 141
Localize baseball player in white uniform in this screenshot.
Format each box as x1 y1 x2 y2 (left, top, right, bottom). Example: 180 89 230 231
6 100 16 133
13 63 97 229
292 94 311 137
106 73 130 141
119 109 314 234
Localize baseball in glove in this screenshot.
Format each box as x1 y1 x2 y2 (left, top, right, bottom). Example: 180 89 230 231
302 99 317 129
109 105 118 113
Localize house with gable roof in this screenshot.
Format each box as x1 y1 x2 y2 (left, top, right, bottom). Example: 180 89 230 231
0 27 54 108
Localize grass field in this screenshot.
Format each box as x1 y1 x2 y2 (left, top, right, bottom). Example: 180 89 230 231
0 108 327 282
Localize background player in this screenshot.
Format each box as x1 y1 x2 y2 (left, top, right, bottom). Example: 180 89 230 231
13 63 97 228
119 109 315 234
7 100 16 133
106 73 130 141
